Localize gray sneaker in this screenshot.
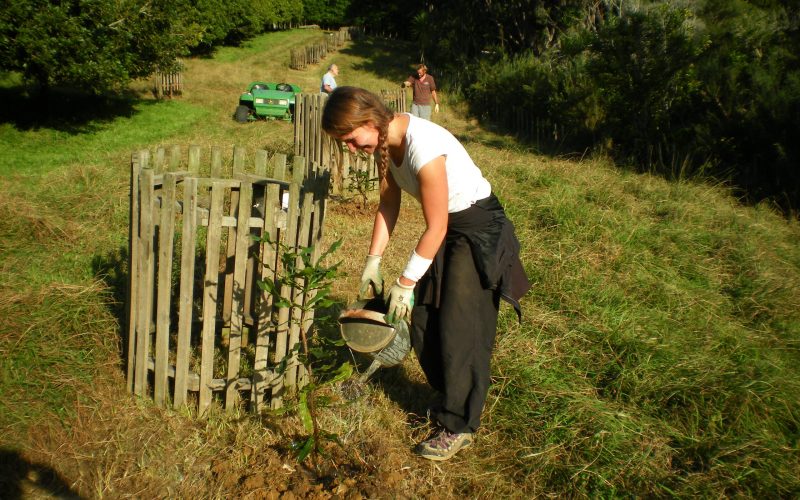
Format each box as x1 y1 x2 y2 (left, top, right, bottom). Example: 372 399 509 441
415 428 473 461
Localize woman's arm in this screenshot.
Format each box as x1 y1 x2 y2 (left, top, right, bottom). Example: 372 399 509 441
398 155 448 286
368 171 401 256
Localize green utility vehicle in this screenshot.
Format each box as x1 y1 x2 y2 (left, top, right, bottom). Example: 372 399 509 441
235 82 302 122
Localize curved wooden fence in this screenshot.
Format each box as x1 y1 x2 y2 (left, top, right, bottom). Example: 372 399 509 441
127 145 329 414
290 27 353 70
154 67 183 99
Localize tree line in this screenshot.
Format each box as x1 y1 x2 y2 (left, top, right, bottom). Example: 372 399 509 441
428 0 800 209
380 0 800 210
347 0 800 211
2 0 797 209
0 0 345 93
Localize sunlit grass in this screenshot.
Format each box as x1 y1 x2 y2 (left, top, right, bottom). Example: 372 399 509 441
212 29 324 64
0 100 210 176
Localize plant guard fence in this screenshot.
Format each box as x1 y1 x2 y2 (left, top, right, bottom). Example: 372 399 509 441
154 70 183 98
126 145 329 414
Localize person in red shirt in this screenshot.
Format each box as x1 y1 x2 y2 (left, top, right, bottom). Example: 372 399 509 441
403 64 440 121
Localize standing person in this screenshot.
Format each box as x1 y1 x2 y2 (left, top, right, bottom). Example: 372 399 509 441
320 64 339 94
403 64 440 120
322 87 529 461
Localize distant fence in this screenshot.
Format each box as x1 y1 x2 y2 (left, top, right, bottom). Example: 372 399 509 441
500 105 564 146
293 91 405 195
290 43 328 70
474 94 565 148
380 89 407 114
126 145 330 415
289 27 353 70
154 70 183 99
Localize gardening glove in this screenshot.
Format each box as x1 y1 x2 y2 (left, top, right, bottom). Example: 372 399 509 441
358 255 384 300
434 103 440 113
385 279 415 324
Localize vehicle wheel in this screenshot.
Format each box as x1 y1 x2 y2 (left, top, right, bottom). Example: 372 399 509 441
276 83 292 92
235 105 250 123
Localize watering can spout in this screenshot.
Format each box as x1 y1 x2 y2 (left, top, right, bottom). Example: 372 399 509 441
338 298 411 382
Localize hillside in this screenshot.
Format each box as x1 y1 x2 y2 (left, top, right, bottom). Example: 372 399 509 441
1 30 798 498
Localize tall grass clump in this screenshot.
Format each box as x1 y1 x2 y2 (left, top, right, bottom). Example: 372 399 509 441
0 280 119 439
485 156 800 496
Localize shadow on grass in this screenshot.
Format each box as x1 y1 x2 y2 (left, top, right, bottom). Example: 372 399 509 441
91 247 130 367
370 364 436 420
340 37 418 83
0 448 83 500
306 300 436 419
0 84 147 134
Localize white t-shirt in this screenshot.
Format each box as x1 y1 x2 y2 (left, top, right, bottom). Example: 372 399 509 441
389 114 491 213
320 72 337 93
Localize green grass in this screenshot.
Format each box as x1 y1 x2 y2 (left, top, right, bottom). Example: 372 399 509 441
483 159 800 496
1 29 799 498
212 28 325 64
0 80 210 443
0 281 118 434
0 100 210 177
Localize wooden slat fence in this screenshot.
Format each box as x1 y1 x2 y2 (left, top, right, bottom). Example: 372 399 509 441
506 106 564 146
154 71 183 99
292 90 409 195
126 145 330 414
291 42 328 70
289 27 355 70
329 27 351 48
483 96 564 148
289 49 306 70
380 89 407 113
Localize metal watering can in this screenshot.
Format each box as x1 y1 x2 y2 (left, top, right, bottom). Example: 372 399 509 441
338 297 411 382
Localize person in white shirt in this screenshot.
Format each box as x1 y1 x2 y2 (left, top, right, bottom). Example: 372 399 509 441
322 87 529 461
320 64 339 94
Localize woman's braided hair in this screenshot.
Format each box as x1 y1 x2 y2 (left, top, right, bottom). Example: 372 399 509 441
321 86 395 181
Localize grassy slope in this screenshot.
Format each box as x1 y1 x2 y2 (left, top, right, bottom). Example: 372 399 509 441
0 30 798 498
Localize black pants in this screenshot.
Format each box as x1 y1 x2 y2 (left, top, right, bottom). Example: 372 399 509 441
411 234 500 434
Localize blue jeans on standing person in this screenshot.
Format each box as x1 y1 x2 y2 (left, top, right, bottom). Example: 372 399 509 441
411 103 433 121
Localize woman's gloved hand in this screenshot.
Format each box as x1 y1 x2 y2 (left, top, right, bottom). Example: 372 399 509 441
386 279 415 324
359 254 384 300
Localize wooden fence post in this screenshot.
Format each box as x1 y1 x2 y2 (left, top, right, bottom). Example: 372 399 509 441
173 176 197 408
126 151 141 393
153 172 177 407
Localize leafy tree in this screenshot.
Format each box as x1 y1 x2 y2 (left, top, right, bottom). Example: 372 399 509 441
268 0 304 28
585 4 710 169
0 0 193 93
420 0 594 65
345 0 427 39
462 0 800 208
182 0 304 55
302 0 350 27
692 0 800 203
